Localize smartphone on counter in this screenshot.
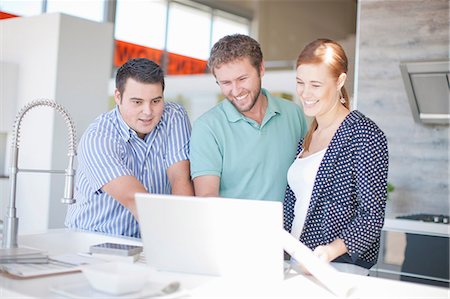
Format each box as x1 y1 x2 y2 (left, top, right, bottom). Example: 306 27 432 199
89 243 143 256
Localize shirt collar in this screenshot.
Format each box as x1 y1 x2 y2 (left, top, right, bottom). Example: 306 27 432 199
223 88 281 125
114 106 140 142
114 104 167 143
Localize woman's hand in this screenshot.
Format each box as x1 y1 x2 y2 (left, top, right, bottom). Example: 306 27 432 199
313 245 332 262
313 238 348 263
293 238 348 275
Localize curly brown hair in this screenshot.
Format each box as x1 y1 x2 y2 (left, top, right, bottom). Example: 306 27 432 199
208 34 263 76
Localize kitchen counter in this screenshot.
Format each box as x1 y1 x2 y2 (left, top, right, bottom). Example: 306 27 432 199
375 217 449 287
0 229 449 298
384 217 449 237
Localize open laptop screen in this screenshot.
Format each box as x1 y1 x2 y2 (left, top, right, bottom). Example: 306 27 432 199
135 194 284 282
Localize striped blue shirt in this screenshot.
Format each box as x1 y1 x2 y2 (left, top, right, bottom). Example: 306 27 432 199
65 102 191 237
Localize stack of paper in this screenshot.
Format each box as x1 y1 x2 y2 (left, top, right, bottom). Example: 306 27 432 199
0 247 48 264
0 260 79 278
0 251 92 278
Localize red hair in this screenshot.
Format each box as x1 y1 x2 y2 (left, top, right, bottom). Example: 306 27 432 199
297 39 350 151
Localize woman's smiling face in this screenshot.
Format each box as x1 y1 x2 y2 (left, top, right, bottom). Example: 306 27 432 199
295 63 341 118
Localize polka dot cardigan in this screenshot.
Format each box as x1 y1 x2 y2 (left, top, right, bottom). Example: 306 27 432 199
284 110 389 269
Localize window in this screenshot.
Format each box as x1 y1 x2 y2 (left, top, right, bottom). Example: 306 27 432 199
114 0 250 60
46 0 105 22
0 0 43 16
166 2 210 60
0 0 105 22
212 12 250 46
115 0 167 49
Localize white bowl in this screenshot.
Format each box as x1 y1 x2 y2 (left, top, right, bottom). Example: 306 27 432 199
81 262 151 295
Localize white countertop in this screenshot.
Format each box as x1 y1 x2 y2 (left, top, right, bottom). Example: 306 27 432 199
0 229 449 298
383 217 450 237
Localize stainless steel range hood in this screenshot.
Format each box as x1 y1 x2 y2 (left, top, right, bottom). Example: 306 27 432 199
399 60 450 125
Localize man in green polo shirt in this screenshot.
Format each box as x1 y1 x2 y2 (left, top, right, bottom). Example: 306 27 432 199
190 34 307 202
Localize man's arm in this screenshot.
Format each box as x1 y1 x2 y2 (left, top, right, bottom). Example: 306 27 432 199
102 159 194 221
102 176 147 220
167 160 194 196
193 175 220 197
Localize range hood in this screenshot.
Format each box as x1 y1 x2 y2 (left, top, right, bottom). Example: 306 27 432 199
399 60 450 125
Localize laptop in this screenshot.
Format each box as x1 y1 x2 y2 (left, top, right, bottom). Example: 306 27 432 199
135 193 284 282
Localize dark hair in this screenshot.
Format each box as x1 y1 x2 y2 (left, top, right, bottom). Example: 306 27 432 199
115 58 165 95
208 34 263 75
297 38 350 151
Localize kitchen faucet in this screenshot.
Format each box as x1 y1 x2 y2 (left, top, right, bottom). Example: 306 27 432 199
2 99 77 248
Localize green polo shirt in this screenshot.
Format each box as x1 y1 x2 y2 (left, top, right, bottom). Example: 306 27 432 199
190 88 307 201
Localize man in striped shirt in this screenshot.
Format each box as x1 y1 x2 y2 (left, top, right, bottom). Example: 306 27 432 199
65 58 193 237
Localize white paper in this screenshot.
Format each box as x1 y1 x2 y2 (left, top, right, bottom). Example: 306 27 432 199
281 229 355 297
0 253 102 277
0 260 79 277
50 253 104 266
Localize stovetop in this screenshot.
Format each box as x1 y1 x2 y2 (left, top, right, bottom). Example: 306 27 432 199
396 213 449 224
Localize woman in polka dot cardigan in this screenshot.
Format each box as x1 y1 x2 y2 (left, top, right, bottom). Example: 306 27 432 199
284 38 388 275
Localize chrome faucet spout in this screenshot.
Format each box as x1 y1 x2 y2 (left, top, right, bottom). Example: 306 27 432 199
2 99 77 248
62 154 76 204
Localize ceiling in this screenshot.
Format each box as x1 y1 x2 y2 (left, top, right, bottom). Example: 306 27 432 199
192 0 256 18
193 0 357 20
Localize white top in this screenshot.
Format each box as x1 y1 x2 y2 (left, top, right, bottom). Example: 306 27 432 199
287 148 370 276
287 148 327 240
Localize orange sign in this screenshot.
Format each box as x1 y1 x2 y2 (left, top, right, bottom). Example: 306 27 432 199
114 40 207 75
0 11 18 19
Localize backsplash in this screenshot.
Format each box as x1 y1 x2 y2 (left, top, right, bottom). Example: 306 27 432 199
356 0 449 216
